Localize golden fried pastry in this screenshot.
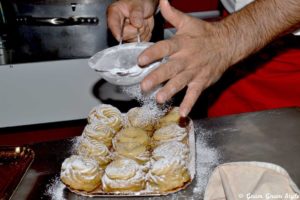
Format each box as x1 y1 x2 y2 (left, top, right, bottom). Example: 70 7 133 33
157 107 181 128
102 158 146 192
88 104 123 132
148 157 190 192
60 155 103 192
77 137 112 168
152 123 188 147
113 127 150 163
82 123 115 148
127 107 156 133
152 141 189 161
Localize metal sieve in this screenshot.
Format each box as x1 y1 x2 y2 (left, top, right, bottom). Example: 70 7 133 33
88 42 162 86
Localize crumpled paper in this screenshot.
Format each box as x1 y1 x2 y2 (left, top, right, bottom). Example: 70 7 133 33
204 162 300 200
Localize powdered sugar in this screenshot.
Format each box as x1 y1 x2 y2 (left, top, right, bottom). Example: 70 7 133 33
102 158 146 190
153 123 188 145
152 141 189 161
192 126 220 197
87 104 123 132
61 155 102 181
121 84 170 123
46 176 66 200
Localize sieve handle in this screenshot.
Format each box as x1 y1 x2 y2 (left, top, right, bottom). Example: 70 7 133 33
119 18 141 45
119 18 126 45
137 28 141 43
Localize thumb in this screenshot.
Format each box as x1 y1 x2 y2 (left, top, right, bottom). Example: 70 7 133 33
159 0 186 29
129 4 144 28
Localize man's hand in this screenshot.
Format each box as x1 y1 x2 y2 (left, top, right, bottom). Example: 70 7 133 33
107 0 158 42
139 0 233 117
139 0 300 117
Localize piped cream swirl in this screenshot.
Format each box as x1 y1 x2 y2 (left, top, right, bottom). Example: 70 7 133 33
88 104 123 132
60 155 103 192
152 141 189 161
152 123 187 146
102 158 146 192
148 156 190 192
77 137 112 167
82 123 115 147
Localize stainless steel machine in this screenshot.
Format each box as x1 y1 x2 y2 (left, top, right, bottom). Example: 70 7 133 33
1 0 114 63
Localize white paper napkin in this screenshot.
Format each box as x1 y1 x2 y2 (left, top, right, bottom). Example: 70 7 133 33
204 162 300 200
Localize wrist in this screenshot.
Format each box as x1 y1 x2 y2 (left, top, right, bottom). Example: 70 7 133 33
209 20 238 71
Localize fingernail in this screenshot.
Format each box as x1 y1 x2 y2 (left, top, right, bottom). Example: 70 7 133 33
157 93 166 103
138 56 148 66
134 18 143 27
141 80 152 91
180 107 190 118
170 87 177 96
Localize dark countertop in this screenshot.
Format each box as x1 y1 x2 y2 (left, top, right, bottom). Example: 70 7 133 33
10 107 300 200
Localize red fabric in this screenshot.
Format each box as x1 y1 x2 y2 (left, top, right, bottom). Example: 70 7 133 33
208 38 300 117
171 0 219 13
0 123 84 146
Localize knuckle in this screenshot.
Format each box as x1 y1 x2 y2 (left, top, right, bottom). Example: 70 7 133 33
167 64 181 79
148 71 161 83
165 64 175 77
107 3 119 14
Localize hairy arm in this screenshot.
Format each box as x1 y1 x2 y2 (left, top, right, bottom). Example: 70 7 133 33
139 0 300 117
222 0 300 65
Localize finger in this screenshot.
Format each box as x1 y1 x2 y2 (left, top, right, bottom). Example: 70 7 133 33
129 3 144 28
122 24 143 41
127 25 151 42
179 81 203 117
159 0 187 29
139 18 154 41
139 24 151 41
141 58 185 92
144 32 152 42
107 5 123 41
138 39 179 66
156 71 194 104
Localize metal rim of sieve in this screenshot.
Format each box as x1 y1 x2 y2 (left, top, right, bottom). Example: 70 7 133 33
88 42 162 86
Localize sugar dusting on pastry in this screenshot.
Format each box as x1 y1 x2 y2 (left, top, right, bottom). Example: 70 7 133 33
152 123 188 145
60 155 103 191
121 84 170 124
88 104 123 132
147 156 190 192
102 158 146 192
152 141 189 161
76 137 112 167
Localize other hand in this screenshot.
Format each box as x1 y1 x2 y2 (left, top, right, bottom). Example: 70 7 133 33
107 0 158 42
139 0 234 117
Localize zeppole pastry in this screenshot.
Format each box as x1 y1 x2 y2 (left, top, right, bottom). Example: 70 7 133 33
60 155 103 192
88 104 123 132
148 157 190 192
157 107 182 128
114 127 150 146
152 123 188 147
82 123 115 148
127 107 156 132
113 127 150 163
102 158 146 192
76 137 112 168
152 141 189 161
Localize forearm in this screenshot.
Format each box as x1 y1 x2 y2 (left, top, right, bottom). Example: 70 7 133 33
220 0 300 66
